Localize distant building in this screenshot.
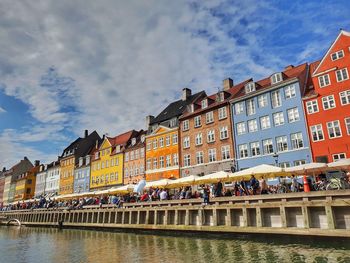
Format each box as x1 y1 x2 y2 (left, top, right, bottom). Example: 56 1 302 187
230 63 312 170
303 30 350 162
44 161 60 197
74 155 91 193
15 161 41 201
59 130 101 195
35 164 47 197
124 130 146 184
2 157 33 204
145 88 206 181
0 167 7 206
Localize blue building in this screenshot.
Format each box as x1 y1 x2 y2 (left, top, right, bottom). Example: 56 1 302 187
230 63 312 170
73 155 91 193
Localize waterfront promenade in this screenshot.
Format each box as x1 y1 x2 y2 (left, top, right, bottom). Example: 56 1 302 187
2 190 350 238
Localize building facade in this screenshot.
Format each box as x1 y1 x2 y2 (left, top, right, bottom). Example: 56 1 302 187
231 63 312 170
59 130 100 195
303 30 350 163
179 79 242 177
0 168 7 206
124 131 146 184
44 161 60 196
145 88 205 181
35 165 47 197
14 161 40 201
74 156 91 193
90 131 136 190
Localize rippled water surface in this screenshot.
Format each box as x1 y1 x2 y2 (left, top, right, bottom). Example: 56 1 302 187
0 226 349 263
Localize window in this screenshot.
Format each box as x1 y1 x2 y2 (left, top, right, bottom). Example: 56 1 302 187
196 152 204 164
135 149 139 159
146 159 151 170
306 100 319 114
206 111 214 123
263 139 274 154
287 108 300 122
235 102 244 114
218 107 227 120
271 90 281 108
336 68 349 82
345 118 350 135
125 152 129 162
153 139 158 149
195 133 203 145
237 122 246 135
207 130 215 143
239 144 248 158
166 155 171 167
208 149 216 162
140 148 145 158
291 132 304 149
169 118 176 127
340 90 350 105
327 120 342 138
279 162 290 168
271 73 283 84
146 142 151 151
184 155 191 167
201 99 208 109
159 137 164 147
331 50 344 61
248 119 258 132
258 94 268 108
183 136 190 149
276 136 288 152
182 120 189 131
101 161 105 169
260 115 271 129
172 134 178 145
285 84 296 99
194 116 201 127
173 154 179 166
115 158 119 166
110 158 114 167
130 151 134 161
273 112 285 126
159 156 164 168
310 124 324 142
153 158 158 169
322 95 336 110
294 160 306 166
166 136 170 146
218 92 225 102
106 160 109 168
333 153 346 161
246 99 255 115
220 126 229 139
318 74 330 87
245 82 255 93
221 145 230 160
250 142 260 156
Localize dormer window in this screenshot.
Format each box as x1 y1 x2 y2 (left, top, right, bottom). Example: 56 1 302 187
94 152 99 159
218 92 225 102
86 156 90 165
116 145 121 153
189 104 194 113
131 138 136 146
141 135 145 143
79 157 83 167
169 118 176 127
331 50 344 61
245 82 256 94
271 73 283 84
201 99 208 109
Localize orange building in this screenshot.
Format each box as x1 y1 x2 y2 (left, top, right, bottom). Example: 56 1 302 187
145 88 205 181
14 162 41 201
303 30 350 162
124 130 146 184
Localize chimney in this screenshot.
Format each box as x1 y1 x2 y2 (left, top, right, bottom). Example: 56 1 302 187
84 129 88 138
284 65 294 71
182 88 192 101
35 160 40 167
2 167 6 172
24 156 29 161
223 78 233 91
102 134 105 140
145 115 155 128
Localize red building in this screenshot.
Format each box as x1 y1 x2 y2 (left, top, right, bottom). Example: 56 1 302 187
303 30 350 162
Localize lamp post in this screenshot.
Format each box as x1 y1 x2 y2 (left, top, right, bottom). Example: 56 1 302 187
273 152 279 167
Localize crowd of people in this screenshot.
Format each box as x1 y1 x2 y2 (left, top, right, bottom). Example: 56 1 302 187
1 172 349 212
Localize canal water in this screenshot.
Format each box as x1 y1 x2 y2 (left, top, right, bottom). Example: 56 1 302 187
0 226 349 263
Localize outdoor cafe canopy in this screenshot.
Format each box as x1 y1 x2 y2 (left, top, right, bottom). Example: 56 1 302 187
145 179 172 189
228 164 289 180
285 162 327 175
195 171 231 184
166 175 199 188
327 158 350 171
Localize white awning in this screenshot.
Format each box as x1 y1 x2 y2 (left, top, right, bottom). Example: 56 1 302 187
229 164 288 180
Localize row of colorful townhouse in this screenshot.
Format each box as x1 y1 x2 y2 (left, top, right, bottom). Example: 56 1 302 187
0 29 349 204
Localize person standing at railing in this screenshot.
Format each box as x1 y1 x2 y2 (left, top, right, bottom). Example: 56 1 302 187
203 185 210 205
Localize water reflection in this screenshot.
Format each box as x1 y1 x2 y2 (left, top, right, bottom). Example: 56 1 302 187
0 227 349 263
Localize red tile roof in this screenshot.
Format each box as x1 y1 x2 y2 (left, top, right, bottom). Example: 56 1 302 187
107 130 135 146
303 60 321 98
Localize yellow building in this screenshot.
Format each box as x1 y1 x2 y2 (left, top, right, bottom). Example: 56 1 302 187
90 130 137 190
59 155 75 195
14 164 40 201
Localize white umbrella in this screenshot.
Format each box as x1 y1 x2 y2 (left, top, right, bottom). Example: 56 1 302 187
145 179 171 189
229 164 287 180
109 184 135 194
327 158 350 170
167 175 199 188
285 162 327 175
196 171 230 184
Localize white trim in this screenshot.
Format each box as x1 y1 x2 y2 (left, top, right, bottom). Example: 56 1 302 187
310 124 325 142
318 74 331 88
313 30 350 76
180 158 234 169
332 153 347 162
313 67 337 77
145 165 180 174
146 125 178 138
237 147 310 160
336 67 349 83
326 119 343 139
339 89 350 106
330 50 344 61
344 117 350 135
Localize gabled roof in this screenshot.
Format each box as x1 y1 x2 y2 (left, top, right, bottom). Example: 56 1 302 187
106 130 136 147
303 60 321 98
231 63 308 101
125 130 146 151
313 30 350 76
150 91 206 125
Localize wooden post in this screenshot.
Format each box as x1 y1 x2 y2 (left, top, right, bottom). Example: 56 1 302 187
301 206 310 228
325 205 335 229
185 209 190 226
256 207 262 227
242 207 248 227
212 209 217 226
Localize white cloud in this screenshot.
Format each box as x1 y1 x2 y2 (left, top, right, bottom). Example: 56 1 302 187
0 107 5 113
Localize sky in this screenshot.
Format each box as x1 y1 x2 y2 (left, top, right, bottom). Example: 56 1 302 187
0 0 349 168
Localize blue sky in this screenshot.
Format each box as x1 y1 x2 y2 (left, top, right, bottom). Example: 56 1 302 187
0 0 349 168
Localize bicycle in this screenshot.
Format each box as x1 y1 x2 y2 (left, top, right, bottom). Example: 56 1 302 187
326 177 350 190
